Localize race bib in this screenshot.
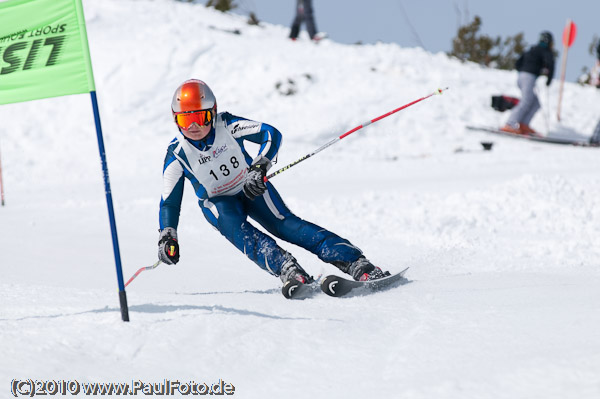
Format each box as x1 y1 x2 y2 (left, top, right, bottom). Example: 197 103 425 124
177 125 249 197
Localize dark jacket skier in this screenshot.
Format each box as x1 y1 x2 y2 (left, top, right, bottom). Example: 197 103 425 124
515 41 555 86
502 31 556 135
590 41 600 88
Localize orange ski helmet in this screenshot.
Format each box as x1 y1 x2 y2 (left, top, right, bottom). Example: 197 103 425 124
171 79 217 129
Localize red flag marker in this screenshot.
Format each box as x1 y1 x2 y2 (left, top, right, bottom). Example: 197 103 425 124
557 19 577 121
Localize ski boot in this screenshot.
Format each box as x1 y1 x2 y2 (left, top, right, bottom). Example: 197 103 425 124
280 256 314 299
519 123 539 136
500 123 522 134
346 256 391 281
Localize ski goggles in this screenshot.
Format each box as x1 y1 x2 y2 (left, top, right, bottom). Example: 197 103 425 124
174 109 213 129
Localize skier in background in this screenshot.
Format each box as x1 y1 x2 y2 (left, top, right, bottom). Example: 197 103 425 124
289 0 324 42
592 119 600 145
157 79 389 293
501 31 555 136
591 43 600 145
589 41 600 88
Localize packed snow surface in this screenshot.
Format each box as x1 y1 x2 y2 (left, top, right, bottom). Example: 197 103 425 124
1 1 599 398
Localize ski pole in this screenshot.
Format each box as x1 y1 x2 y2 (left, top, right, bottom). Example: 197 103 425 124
545 85 550 135
536 86 549 136
125 260 161 287
265 87 448 181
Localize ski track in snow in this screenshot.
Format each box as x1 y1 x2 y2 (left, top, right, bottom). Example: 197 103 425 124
1 1 600 398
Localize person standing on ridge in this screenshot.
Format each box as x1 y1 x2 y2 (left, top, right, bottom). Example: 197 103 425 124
589 41 600 88
501 31 555 136
157 79 389 297
289 0 324 42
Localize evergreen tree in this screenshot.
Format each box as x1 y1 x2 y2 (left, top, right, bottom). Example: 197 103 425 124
448 15 526 71
491 33 527 70
206 0 237 12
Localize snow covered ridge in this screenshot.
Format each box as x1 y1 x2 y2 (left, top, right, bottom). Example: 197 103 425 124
1 1 600 398
1 0 597 181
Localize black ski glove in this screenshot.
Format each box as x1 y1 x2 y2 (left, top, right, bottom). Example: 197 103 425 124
243 157 271 200
158 227 180 265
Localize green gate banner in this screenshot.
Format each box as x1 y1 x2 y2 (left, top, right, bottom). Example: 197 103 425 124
0 0 95 105
0 0 130 322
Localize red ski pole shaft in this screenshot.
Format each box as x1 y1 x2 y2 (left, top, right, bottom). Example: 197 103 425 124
265 87 447 181
125 260 161 287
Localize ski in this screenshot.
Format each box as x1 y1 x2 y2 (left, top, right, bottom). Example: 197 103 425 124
466 125 599 147
281 279 320 300
320 268 410 298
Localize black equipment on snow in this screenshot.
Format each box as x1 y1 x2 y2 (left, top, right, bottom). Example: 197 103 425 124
491 95 519 112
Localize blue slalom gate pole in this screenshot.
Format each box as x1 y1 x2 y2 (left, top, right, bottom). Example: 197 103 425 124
90 91 129 322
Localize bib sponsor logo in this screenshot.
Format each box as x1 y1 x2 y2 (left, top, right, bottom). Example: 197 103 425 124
198 154 211 165
212 144 228 159
232 123 260 135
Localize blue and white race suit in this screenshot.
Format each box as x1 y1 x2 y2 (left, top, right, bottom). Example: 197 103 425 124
159 112 362 276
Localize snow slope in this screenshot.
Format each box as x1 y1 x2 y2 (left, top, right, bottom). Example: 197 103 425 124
1 1 600 398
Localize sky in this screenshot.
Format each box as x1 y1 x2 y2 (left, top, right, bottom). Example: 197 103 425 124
233 0 599 82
